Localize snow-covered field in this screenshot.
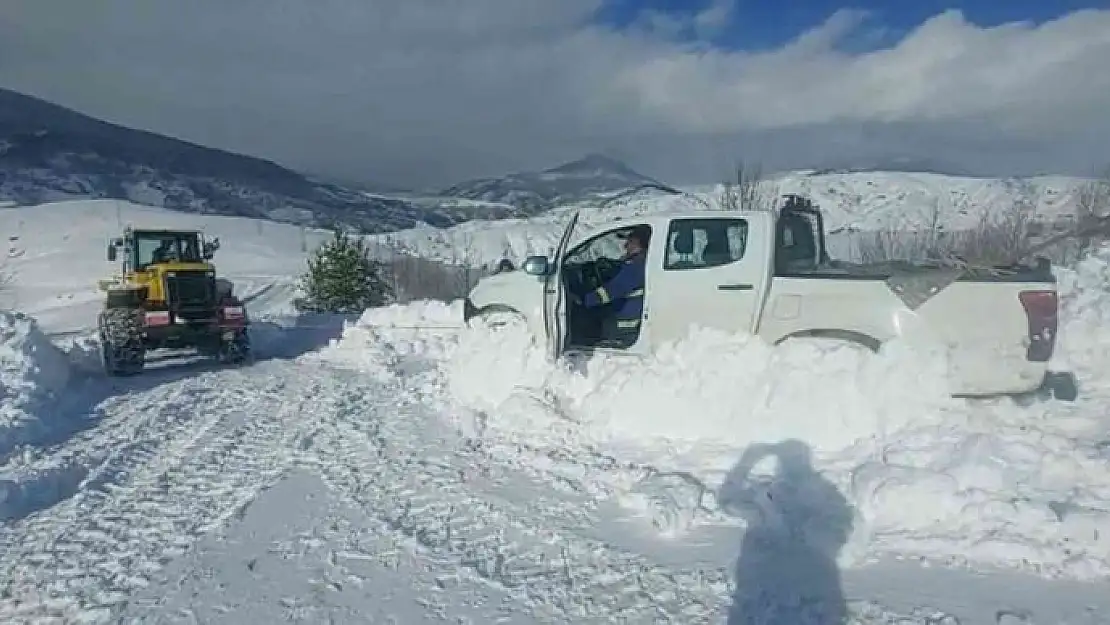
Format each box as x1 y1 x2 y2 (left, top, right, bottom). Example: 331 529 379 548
1 200 338 336
372 171 1091 267
1 191 1110 624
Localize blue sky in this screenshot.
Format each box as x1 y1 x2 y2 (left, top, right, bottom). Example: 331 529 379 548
597 0 1103 50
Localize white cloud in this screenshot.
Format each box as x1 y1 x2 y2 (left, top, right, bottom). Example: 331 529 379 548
604 9 1110 133
1 1 1107 186
693 0 738 38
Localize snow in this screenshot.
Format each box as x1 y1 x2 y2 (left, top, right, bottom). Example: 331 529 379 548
318 300 463 383
0 310 71 456
0 199 335 335
1 196 1110 623
1053 250 1110 386
445 325 956 453
324 244 1110 584
121 469 557 624
372 190 708 268
371 171 1094 267
332 298 1110 582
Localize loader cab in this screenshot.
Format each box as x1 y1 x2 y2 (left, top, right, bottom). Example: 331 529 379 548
107 229 220 274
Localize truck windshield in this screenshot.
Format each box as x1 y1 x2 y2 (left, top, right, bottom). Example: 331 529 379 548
134 232 202 267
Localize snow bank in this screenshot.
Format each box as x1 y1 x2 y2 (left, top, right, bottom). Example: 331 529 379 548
453 325 958 451
439 318 1110 578
0 310 71 455
318 300 464 383
323 252 1110 580
1053 243 1110 393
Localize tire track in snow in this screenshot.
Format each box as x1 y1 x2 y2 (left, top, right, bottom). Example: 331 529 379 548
297 367 735 623
1 376 217 522
0 362 320 623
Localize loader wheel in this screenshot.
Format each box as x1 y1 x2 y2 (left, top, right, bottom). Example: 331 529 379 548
217 329 252 366
98 308 146 376
1045 371 1079 402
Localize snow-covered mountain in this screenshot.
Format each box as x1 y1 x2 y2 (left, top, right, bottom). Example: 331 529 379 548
0 89 689 233
0 88 534 233
438 152 673 212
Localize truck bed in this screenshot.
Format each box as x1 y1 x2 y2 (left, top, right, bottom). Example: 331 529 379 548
776 258 1055 284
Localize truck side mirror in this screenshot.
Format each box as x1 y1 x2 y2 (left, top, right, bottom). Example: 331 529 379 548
202 238 220 259
107 244 117 262
522 255 550 276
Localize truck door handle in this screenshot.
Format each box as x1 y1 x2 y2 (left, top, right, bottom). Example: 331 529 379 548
718 283 753 291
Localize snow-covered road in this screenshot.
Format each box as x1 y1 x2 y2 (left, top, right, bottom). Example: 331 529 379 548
2 338 1108 624
2 349 740 623
0 361 319 621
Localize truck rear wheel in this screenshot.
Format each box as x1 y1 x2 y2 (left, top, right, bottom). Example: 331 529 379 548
775 331 881 354
99 308 146 376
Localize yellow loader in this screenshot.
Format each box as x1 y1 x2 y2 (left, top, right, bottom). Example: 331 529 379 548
97 226 251 375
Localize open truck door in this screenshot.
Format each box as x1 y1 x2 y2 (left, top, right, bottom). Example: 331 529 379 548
541 211 581 361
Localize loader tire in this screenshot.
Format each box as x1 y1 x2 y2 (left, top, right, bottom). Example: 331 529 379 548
98 308 145 376
217 329 252 366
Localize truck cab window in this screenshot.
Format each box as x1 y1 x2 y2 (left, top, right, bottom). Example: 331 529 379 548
664 218 748 270
775 213 818 272
565 229 626 265
135 233 203 269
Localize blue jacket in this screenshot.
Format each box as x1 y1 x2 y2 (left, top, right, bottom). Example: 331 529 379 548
582 252 645 326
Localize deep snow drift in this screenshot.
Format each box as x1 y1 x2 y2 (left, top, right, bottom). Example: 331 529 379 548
326 244 1110 584
0 311 70 454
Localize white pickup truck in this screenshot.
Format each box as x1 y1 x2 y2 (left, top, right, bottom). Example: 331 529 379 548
463 200 1062 397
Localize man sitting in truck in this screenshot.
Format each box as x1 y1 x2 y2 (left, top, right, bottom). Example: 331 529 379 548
577 225 649 347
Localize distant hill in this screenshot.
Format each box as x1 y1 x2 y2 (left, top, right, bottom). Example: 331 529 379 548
0 88 525 233
808 154 981 178
0 89 684 232
438 153 671 211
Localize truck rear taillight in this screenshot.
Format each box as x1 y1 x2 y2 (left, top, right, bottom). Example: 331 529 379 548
1018 289 1057 362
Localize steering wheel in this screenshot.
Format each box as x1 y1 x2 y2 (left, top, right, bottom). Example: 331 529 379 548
566 257 620 296
592 257 621 284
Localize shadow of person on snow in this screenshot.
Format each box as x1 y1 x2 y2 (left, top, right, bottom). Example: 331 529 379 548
718 439 853 625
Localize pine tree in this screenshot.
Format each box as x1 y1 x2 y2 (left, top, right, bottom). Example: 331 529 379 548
295 229 392 313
